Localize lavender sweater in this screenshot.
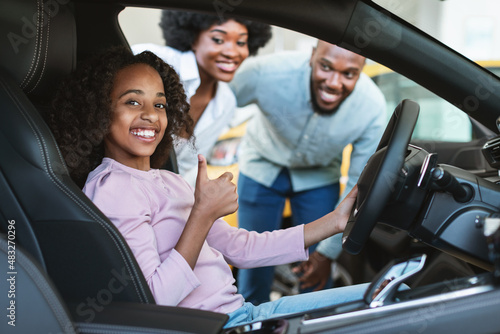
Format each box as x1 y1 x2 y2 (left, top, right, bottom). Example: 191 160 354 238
83 158 308 314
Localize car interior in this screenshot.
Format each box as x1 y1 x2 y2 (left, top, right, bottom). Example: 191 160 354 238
1 0 500 333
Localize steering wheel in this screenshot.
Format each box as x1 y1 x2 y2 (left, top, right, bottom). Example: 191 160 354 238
342 99 420 255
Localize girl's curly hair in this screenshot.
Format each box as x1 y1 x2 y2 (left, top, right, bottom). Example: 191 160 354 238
47 46 193 187
160 10 272 56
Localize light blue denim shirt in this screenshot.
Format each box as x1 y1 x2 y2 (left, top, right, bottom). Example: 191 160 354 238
230 51 387 259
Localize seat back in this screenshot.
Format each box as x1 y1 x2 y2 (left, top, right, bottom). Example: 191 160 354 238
0 0 155 309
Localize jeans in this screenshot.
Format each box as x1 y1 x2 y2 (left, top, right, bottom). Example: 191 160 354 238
237 169 340 305
224 283 370 328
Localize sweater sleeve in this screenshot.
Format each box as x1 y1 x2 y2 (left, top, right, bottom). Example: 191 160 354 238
83 170 200 306
206 219 308 268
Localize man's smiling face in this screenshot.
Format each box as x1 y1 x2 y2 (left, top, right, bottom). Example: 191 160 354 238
309 42 366 115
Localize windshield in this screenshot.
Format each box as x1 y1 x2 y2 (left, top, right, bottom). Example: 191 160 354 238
372 0 500 62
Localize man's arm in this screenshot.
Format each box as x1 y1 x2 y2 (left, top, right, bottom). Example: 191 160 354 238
229 57 261 107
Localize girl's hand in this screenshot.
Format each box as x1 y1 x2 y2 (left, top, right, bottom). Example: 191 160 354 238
176 155 238 269
193 154 239 222
333 185 358 233
303 185 358 249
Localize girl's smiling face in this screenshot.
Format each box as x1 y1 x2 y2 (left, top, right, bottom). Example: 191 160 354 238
105 63 168 170
192 19 249 83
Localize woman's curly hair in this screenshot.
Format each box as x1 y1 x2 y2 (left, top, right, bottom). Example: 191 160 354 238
159 10 272 56
47 46 193 187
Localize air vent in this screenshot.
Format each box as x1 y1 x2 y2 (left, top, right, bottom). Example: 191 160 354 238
482 136 500 169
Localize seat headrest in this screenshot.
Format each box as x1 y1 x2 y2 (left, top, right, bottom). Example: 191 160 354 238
0 0 76 101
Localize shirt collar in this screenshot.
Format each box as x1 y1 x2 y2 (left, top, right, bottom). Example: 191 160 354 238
102 157 156 178
178 50 201 99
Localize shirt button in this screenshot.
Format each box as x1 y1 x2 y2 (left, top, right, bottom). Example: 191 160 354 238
304 135 309 140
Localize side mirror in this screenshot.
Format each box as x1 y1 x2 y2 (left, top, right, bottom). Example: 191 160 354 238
364 254 427 307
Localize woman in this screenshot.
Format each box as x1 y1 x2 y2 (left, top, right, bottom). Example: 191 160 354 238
132 10 272 186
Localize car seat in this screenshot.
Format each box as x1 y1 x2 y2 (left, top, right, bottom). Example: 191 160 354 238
0 233 77 333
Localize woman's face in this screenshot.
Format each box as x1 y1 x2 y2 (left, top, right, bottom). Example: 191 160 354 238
104 63 168 170
192 19 250 83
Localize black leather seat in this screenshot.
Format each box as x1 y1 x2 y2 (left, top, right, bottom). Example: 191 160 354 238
0 1 227 332
0 233 77 333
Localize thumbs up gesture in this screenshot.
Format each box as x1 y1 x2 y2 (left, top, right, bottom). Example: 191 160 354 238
193 154 238 222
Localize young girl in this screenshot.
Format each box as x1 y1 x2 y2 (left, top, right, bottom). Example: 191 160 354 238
132 10 272 186
48 46 367 328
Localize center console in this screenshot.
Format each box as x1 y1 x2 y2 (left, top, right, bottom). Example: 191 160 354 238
224 218 500 333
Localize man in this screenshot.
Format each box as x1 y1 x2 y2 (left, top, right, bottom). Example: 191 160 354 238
229 41 386 304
